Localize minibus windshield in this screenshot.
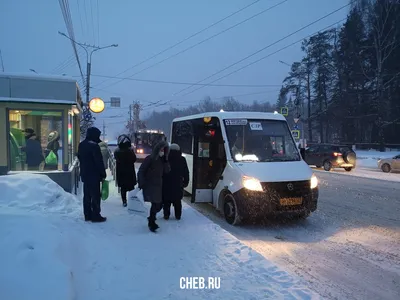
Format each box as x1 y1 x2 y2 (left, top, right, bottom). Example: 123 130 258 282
224 119 301 162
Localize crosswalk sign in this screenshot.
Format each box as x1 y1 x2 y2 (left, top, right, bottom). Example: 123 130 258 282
291 130 300 139
281 107 288 116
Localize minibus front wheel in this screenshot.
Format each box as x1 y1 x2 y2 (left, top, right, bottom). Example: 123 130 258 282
223 193 242 226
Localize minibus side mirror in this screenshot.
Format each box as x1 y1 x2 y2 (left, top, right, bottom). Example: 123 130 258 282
300 148 306 160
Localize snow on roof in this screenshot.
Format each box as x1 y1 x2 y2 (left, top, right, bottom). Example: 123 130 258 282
0 72 78 83
173 111 286 122
0 97 76 105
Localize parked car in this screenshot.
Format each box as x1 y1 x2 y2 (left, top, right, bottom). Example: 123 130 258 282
303 144 357 172
378 154 400 173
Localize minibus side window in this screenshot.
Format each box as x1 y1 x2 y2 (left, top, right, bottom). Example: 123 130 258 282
172 121 193 154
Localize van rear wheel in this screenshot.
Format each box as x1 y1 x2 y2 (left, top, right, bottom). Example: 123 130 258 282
223 193 241 225
323 160 332 171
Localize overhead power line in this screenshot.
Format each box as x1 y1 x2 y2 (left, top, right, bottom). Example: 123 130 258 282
93 0 263 88
175 18 347 101
96 0 100 44
76 0 85 38
89 0 96 43
91 74 281 87
58 0 85 87
51 49 83 74
94 0 287 89
152 17 346 110
173 2 352 98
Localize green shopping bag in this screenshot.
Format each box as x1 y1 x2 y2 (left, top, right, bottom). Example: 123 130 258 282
45 150 58 165
101 180 109 201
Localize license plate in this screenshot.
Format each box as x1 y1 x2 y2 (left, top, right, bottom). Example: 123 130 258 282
280 197 303 206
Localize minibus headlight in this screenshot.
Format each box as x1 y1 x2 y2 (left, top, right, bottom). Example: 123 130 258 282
310 175 318 189
242 176 263 192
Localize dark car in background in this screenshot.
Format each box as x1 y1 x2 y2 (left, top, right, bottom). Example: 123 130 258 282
303 144 357 172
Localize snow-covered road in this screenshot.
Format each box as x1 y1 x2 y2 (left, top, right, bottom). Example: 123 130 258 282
186 172 400 300
312 165 400 183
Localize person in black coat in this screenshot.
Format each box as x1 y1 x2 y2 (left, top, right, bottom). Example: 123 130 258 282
138 140 170 232
114 134 137 207
77 127 107 223
162 143 189 220
22 128 44 170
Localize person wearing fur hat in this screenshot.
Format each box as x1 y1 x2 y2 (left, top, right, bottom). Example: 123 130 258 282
114 134 137 207
137 140 170 232
44 131 60 170
162 143 189 220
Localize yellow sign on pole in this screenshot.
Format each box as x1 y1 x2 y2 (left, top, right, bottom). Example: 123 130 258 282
281 107 288 116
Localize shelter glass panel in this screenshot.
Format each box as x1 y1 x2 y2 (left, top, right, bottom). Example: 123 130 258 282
8 109 63 171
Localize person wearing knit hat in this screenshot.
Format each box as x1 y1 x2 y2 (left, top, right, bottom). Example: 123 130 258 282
162 143 189 220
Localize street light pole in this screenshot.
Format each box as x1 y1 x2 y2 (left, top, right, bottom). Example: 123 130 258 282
58 31 118 103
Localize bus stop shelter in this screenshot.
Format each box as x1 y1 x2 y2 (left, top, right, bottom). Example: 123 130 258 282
0 73 83 193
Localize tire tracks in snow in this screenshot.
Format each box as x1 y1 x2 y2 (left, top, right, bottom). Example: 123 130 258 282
184 194 400 300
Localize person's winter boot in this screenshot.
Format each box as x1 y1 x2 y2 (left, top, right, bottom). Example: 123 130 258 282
147 217 159 232
164 215 169 220
123 201 127 207
84 216 91 222
92 215 107 223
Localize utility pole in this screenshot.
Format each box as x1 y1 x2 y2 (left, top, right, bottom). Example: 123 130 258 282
127 100 141 136
58 32 117 136
0 49 4 72
58 31 118 103
133 101 141 133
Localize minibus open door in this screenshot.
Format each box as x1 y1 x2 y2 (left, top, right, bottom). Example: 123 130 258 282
190 124 214 203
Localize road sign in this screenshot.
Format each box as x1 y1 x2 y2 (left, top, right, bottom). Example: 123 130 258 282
291 130 300 139
293 124 299 130
294 118 300 123
281 107 288 116
110 97 121 107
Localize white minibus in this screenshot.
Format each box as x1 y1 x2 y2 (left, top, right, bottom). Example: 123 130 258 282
171 111 319 225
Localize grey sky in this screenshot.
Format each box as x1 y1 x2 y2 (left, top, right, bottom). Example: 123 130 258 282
0 0 349 139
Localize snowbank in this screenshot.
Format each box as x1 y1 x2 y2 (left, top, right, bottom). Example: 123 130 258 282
356 150 400 160
0 214 75 300
0 175 319 299
356 157 379 169
0 173 81 216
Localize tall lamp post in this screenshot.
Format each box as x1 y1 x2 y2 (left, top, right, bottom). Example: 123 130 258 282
58 32 117 135
58 31 118 103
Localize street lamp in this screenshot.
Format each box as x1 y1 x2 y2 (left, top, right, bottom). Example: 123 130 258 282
58 31 118 103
